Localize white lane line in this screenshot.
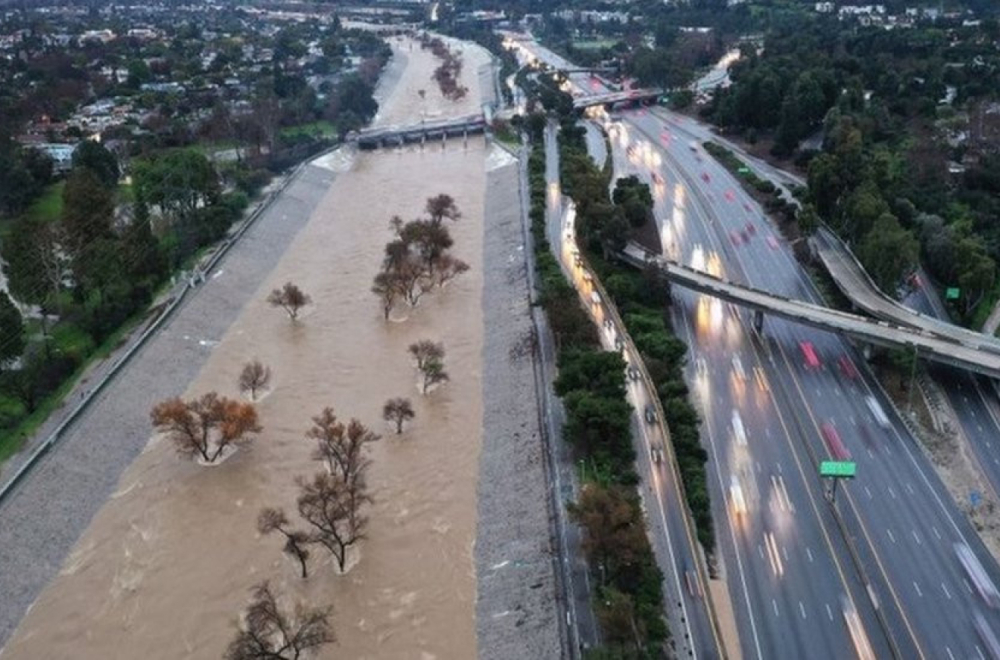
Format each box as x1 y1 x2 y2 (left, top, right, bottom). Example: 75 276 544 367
865 485 873 499
914 581 923 597
887 528 896 543
782 545 789 562
906 482 915 495
868 448 875 459
758 544 765 560
888 485 897 500
912 529 922 546
965 577 975 595
806 547 814 563
825 603 834 621
977 645 986 660
776 461 783 474
946 647 955 660
942 582 952 600
799 601 806 619
772 599 779 617
933 526 942 541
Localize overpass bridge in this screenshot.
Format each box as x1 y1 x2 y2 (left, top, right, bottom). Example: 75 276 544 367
349 113 486 148
573 88 662 109
620 242 1000 379
813 227 1000 354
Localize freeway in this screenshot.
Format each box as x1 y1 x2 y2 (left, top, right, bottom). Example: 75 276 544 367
606 116 892 660
617 106 1000 659
507 32 1000 660
544 121 725 660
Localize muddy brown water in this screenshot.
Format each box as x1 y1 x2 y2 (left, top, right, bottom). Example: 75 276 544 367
3 37 492 660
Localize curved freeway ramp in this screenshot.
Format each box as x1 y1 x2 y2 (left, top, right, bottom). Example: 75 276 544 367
813 228 1000 355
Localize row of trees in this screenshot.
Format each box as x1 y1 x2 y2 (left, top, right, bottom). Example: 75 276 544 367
371 194 469 320
521 116 669 653
421 36 468 101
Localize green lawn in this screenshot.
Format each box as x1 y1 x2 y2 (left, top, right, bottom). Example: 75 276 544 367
26 181 64 224
280 120 337 140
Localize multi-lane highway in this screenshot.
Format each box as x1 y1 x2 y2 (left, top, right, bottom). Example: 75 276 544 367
544 121 726 660
510 33 1000 660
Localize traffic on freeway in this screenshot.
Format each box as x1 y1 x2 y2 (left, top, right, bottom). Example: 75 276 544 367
509 32 1000 660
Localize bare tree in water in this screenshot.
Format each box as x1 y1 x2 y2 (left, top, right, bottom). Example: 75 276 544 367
224 581 334 660
150 392 260 463
267 282 312 320
239 360 272 400
258 508 312 579
425 193 461 226
296 468 370 572
306 408 379 479
382 397 415 434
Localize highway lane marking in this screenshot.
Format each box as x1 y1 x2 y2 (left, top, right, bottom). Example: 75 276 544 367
799 601 806 619
905 482 915 495
932 526 942 540
887 528 896 543
912 529 922 546
888 485 897 500
977 646 987 660
964 577 974 595
772 599 779 617
913 581 923 597
758 543 764 560
941 582 952 600
865 485 873 499
825 603 833 621
868 448 875 459
945 646 955 660
806 547 814 563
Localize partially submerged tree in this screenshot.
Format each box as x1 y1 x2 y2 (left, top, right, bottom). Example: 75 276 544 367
431 254 469 288
408 340 444 371
268 282 312 320
420 356 449 394
150 392 261 463
258 507 312 579
306 408 379 479
224 581 334 660
382 397 415 434
372 270 403 320
296 470 370 572
425 193 461 225
239 360 272 400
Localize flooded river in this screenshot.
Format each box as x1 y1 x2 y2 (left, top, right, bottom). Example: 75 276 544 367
3 36 492 660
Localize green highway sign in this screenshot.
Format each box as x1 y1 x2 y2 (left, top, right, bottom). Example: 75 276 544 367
820 461 856 478
737 166 751 174
946 287 961 300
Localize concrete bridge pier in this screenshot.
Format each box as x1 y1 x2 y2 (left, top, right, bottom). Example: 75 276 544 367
753 309 764 334
420 132 426 149
442 132 447 150
463 128 468 148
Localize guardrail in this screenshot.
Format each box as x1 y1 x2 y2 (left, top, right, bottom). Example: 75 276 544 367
0 146 335 505
578 248 730 659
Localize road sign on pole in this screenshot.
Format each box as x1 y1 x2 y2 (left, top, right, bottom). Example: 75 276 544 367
820 461 857 478
946 287 961 300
